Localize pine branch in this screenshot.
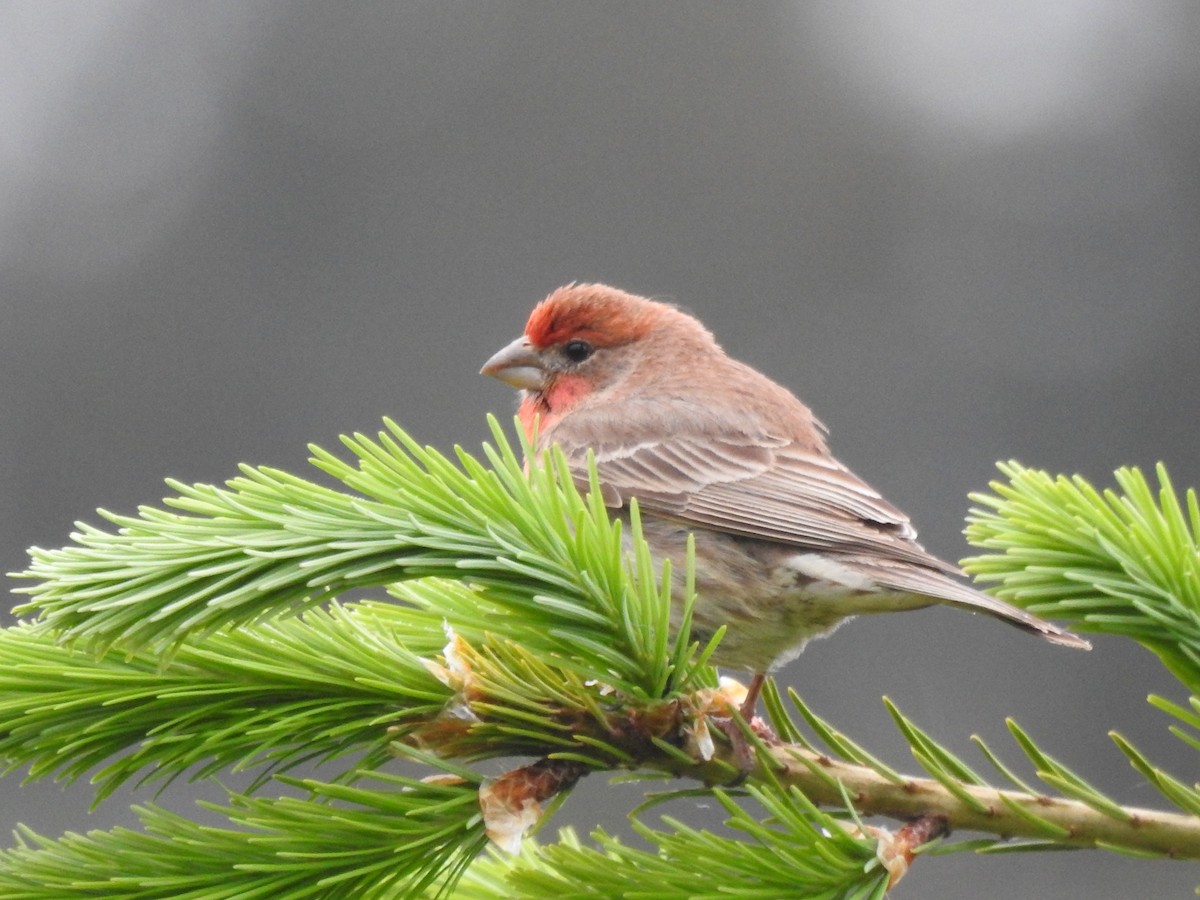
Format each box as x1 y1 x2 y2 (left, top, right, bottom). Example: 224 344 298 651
0 769 488 900
12 418 703 699
753 721 1200 859
0 603 449 801
4 423 1200 896
440 682 1200 897
447 785 892 900
963 461 1200 691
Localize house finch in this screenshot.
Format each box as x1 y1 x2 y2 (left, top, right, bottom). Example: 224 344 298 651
482 284 1088 716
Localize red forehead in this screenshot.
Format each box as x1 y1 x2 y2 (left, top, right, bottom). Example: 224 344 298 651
524 285 655 349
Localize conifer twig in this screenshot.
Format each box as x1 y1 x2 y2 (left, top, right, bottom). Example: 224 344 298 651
4 423 1200 896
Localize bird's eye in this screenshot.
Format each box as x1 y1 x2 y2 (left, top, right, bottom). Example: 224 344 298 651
562 339 594 363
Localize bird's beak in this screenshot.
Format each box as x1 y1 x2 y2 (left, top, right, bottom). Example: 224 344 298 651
481 336 547 391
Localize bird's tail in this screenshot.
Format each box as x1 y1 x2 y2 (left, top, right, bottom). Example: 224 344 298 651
856 560 1091 650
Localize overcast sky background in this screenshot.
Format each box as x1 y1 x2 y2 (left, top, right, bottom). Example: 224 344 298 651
3 3 1199 897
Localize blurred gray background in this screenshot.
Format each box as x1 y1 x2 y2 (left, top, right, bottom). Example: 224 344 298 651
3 2 1199 897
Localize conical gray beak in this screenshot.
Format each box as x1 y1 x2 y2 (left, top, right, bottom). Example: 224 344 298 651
481 336 547 391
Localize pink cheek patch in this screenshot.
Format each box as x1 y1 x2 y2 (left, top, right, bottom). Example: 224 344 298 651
544 374 591 413
517 375 592 441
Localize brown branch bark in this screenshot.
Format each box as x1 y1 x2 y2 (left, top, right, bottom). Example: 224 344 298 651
683 740 1200 860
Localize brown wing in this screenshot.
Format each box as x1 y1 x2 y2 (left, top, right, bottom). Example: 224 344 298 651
550 408 958 574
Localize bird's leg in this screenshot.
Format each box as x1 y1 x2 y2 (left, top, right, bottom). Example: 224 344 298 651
721 672 778 775
739 672 765 721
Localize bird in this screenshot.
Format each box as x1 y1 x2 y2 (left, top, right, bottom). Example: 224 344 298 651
481 283 1089 726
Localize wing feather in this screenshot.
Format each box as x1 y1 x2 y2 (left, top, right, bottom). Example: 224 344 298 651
551 407 953 573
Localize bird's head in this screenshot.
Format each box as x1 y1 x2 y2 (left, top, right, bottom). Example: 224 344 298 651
481 283 717 434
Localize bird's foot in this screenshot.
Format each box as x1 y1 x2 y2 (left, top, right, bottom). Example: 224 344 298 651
717 672 782 777
679 673 780 779
719 712 780 776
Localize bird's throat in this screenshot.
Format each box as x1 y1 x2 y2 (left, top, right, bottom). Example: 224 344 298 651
519 375 591 439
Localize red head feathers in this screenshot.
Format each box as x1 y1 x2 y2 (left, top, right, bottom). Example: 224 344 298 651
525 283 686 350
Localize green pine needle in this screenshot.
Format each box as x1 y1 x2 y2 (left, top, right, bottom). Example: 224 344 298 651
12 417 708 700
0 771 487 900
5 427 1200 895
446 779 888 900
964 461 1200 692
0 603 447 803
